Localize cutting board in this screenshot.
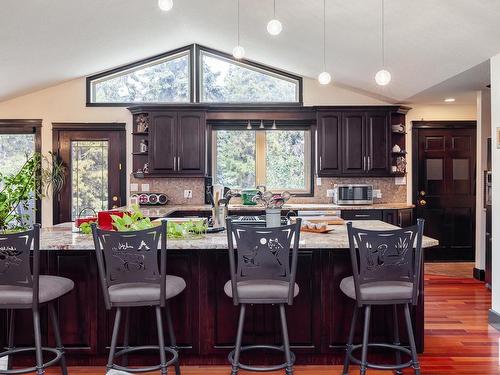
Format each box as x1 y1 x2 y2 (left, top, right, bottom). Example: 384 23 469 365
300 225 336 234
291 216 345 225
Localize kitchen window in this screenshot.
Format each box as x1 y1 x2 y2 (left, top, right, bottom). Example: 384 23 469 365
212 128 311 193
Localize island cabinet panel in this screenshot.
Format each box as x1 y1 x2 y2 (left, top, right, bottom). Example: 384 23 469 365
317 111 342 176
341 112 366 175
365 111 390 176
202 250 322 356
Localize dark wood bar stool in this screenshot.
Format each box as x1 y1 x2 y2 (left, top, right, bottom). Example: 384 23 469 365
341 219 425 375
0 225 74 375
225 218 302 375
91 221 185 375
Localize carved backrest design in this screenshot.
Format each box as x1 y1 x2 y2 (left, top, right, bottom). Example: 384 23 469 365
228 222 300 282
94 225 164 286
0 228 36 288
347 219 424 304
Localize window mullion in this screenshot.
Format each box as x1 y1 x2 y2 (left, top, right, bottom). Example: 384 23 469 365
255 131 266 186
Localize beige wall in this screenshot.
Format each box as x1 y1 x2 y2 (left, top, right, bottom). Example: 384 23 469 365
0 76 392 226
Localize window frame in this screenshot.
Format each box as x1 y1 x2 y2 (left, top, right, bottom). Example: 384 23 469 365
209 122 313 196
0 119 42 225
196 45 303 105
86 45 195 107
86 44 303 107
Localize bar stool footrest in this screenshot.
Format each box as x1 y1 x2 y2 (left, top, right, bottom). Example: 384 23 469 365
110 345 178 373
228 344 295 372
0 347 63 375
348 343 412 371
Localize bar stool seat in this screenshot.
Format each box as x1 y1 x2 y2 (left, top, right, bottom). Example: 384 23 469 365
340 276 413 302
224 279 299 301
108 275 186 304
0 276 74 306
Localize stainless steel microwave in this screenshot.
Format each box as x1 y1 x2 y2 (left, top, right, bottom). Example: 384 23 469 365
334 184 373 205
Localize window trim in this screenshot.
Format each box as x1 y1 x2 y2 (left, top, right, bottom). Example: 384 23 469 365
196 46 303 105
86 45 195 107
209 124 313 196
85 44 303 107
0 119 42 225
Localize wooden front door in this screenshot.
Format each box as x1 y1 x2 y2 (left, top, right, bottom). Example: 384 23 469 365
414 123 476 261
53 125 126 224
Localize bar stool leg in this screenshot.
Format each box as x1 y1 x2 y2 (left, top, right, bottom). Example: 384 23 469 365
48 303 68 375
107 308 122 373
122 307 131 367
360 305 371 375
342 304 358 375
6 309 15 370
166 302 181 375
279 304 294 375
392 305 403 375
155 306 169 375
404 304 421 375
231 304 246 375
32 308 45 375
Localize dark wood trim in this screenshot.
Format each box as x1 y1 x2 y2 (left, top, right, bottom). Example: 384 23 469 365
86 45 194 107
195 44 303 105
52 124 127 225
412 120 476 129
52 123 126 131
473 267 485 281
0 119 42 224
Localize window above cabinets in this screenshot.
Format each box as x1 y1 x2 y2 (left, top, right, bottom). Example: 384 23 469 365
86 44 302 106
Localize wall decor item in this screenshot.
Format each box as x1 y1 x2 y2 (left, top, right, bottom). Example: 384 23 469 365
139 139 148 153
143 162 150 174
136 114 149 133
392 144 401 153
391 124 404 133
396 156 407 173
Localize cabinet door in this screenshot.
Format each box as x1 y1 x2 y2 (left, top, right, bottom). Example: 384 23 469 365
149 112 177 173
342 112 366 175
341 209 383 221
317 112 342 176
398 208 414 227
365 111 390 175
177 111 206 175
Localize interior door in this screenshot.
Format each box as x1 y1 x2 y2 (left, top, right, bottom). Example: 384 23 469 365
54 128 125 224
415 127 476 261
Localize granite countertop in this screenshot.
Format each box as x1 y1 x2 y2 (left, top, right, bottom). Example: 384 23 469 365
40 220 438 251
122 202 415 218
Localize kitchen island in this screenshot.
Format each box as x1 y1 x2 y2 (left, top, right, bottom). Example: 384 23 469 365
4 221 437 367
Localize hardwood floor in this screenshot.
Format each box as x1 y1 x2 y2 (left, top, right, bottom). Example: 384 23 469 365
46 271 498 374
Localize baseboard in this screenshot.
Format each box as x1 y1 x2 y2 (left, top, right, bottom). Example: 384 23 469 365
473 267 486 281
489 309 500 331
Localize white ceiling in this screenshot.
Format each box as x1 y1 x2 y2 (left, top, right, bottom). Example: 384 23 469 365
1 0 499 103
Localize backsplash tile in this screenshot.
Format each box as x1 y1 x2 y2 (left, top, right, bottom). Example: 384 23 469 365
129 176 407 205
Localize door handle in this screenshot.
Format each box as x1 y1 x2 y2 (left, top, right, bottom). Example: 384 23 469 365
112 196 118 202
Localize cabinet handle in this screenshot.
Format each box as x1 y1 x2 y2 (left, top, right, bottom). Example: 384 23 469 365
319 156 322 171
367 156 371 171
177 156 181 171
173 157 177 171
354 214 371 218
363 156 367 171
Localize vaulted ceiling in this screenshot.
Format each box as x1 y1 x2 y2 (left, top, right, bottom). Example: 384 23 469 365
1 0 499 103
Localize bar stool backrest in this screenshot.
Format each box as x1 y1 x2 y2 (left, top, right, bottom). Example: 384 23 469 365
225 218 302 305
346 219 424 306
91 221 167 309
0 225 40 306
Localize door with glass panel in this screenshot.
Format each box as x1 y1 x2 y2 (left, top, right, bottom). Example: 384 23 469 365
53 127 125 224
415 125 476 261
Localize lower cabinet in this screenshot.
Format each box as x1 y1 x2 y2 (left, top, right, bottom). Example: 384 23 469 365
342 208 414 227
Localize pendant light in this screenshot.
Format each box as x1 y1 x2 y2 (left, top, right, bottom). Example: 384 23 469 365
375 0 391 86
317 0 332 85
267 0 283 36
158 0 173 12
233 0 245 59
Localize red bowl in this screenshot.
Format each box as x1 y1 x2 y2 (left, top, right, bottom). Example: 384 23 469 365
98 210 126 231
75 217 97 227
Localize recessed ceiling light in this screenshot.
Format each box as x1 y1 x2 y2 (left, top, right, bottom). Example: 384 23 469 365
444 98 456 102
158 0 173 11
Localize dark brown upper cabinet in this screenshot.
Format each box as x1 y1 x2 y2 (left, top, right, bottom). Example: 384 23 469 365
341 111 390 176
148 111 206 176
317 111 342 176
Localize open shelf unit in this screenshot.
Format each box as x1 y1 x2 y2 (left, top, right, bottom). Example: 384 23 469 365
390 113 408 175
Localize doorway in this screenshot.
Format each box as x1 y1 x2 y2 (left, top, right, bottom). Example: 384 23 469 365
52 123 126 224
412 121 476 261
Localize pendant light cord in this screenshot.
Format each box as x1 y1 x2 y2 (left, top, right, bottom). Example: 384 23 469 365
237 0 240 45
274 0 276 18
323 0 326 70
381 0 385 68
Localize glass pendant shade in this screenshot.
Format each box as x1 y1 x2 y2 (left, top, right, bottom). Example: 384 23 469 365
318 71 332 85
232 45 245 59
267 19 283 35
375 69 391 86
158 0 173 11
